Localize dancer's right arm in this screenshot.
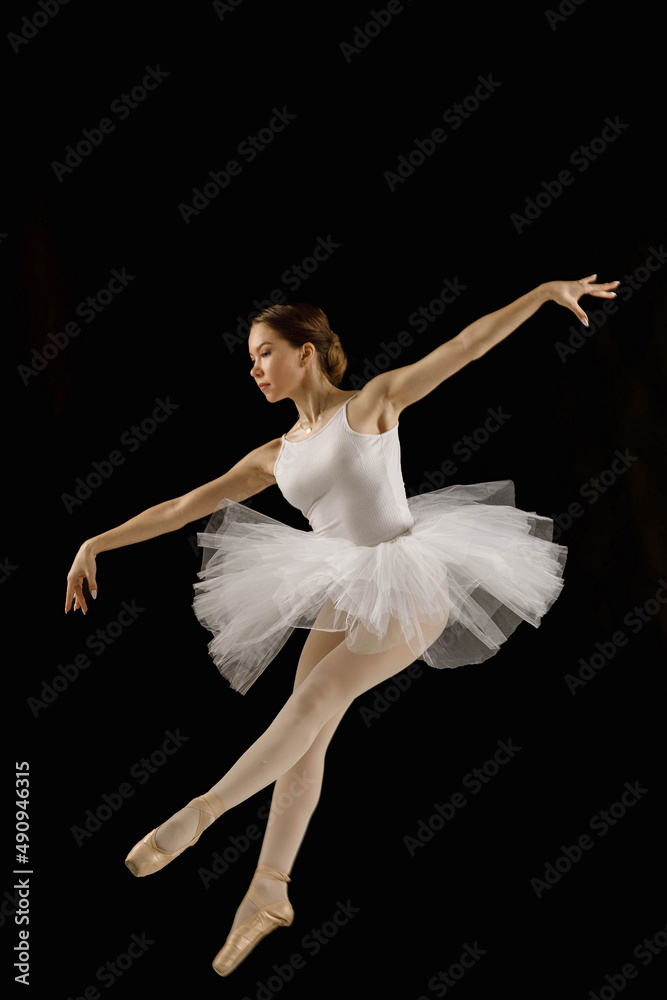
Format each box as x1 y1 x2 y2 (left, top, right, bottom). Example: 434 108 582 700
64 439 281 614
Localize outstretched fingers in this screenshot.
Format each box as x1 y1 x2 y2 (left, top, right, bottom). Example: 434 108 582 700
579 274 621 297
569 275 621 324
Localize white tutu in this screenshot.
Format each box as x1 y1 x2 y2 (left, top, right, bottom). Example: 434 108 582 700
191 480 568 694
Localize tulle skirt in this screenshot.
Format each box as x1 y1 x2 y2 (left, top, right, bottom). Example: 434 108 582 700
191 480 568 694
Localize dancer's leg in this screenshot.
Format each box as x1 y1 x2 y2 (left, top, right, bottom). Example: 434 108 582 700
208 619 444 809
258 626 348 868
227 626 348 928
155 615 445 851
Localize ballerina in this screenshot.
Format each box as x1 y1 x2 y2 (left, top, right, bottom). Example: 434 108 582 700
64 274 619 976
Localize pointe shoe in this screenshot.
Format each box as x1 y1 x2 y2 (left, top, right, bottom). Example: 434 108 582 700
124 791 225 877
212 864 294 977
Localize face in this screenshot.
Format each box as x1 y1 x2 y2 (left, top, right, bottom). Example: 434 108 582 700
248 324 297 400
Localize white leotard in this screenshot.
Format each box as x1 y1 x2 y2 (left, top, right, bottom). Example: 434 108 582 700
273 392 414 547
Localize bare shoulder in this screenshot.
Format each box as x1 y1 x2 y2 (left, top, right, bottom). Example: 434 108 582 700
346 378 399 434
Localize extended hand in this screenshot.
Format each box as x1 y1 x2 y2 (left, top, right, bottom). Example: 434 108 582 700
65 542 98 614
547 274 620 325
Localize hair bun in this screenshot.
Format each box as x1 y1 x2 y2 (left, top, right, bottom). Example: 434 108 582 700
250 302 348 386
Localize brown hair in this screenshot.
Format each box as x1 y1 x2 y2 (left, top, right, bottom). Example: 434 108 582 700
251 302 348 386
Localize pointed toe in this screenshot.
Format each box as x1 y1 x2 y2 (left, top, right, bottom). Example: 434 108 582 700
212 864 294 977
124 792 225 877
212 903 294 977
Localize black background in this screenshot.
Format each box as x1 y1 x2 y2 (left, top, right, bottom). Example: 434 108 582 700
5 1 667 998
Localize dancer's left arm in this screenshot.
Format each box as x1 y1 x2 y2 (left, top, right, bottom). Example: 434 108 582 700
460 274 621 357
380 274 619 411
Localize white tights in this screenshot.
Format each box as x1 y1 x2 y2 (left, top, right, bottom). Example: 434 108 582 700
155 616 445 926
